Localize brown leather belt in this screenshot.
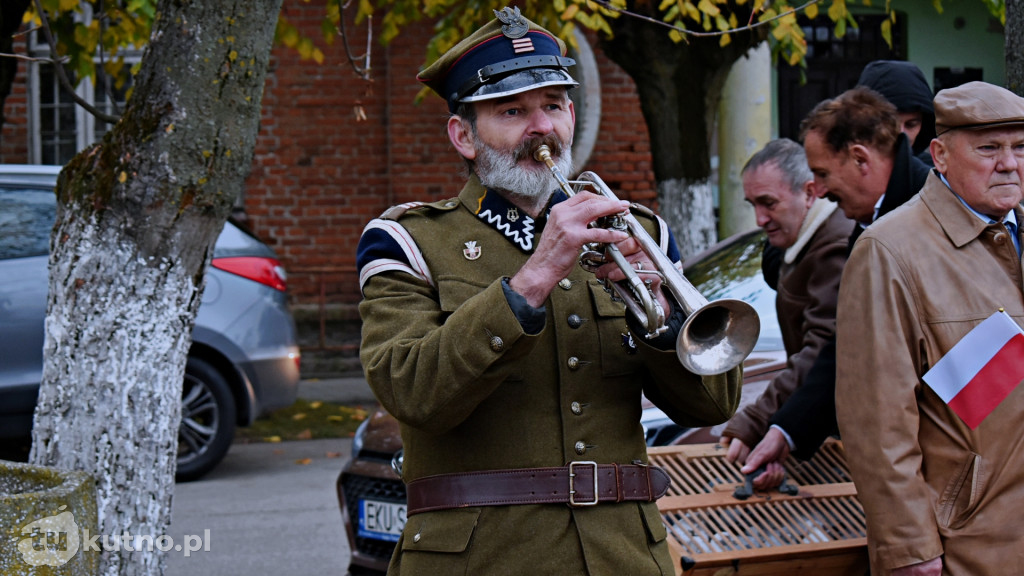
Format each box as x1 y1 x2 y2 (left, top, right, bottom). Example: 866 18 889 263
405 462 671 516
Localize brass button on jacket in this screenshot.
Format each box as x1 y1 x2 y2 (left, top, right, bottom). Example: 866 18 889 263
567 356 580 370
489 335 504 352
571 401 582 415
574 441 587 455
567 314 583 329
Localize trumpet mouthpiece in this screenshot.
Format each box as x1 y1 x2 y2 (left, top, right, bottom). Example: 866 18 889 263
533 145 552 163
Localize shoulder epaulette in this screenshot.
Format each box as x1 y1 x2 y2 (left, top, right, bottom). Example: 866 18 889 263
379 198 460 220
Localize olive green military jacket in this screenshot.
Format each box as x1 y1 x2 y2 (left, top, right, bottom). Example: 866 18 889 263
358 176 742 575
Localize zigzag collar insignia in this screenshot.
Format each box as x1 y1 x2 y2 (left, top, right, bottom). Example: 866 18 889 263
474 188 569 253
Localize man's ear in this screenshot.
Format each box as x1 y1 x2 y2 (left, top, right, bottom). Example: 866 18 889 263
448 116 476 160
848 144 871 173
931 137 949 174
801 179 817 209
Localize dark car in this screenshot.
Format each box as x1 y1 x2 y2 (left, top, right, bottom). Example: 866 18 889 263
335 227 786 575
0 164 301 481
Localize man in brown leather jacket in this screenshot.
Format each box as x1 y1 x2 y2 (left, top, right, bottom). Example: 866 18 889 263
719 139 852 467
355 8 741 575
837 82 1024 575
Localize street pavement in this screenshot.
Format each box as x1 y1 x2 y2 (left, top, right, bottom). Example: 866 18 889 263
166 377 378 576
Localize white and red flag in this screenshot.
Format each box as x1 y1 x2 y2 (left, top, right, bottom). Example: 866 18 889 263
922 311 1024 429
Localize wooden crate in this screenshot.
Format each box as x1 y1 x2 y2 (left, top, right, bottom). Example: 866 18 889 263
648 439 869 576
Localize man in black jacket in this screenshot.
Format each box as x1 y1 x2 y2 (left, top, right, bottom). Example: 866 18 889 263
742 86 931 488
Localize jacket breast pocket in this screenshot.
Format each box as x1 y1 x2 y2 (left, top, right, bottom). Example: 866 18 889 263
588 280 640 377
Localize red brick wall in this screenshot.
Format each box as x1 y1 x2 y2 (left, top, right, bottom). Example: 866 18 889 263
1 33 29 164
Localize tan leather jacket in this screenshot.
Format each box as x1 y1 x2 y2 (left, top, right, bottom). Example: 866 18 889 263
836 172 1024 574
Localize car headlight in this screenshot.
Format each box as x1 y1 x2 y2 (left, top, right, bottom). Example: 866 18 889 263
351 417 370 458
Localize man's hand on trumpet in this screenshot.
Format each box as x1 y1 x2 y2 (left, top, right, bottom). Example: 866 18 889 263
508 191 630 309
592 235 672 318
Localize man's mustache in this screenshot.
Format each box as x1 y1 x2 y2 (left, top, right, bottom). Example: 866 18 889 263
513 135 564 164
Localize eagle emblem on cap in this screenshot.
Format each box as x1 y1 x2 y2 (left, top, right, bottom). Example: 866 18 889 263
495 6 529 39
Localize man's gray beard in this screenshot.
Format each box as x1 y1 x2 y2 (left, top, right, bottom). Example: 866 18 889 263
475 140 574 206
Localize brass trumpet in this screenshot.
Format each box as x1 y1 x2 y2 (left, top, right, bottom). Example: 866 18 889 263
533 144 759 376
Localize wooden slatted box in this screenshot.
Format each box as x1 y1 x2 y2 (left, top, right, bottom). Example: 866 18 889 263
647 439 869 576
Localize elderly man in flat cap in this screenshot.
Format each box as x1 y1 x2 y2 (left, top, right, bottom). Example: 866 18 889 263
355 7 741 575
835 81 1024 575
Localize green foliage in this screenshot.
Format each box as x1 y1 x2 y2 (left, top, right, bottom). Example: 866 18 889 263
25 0 328 92
350 0 1006 73
26 0 155 90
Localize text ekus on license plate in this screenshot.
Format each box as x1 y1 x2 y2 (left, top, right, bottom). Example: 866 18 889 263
358 499 407 542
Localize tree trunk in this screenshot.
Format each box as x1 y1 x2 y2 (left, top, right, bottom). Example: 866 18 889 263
29 1 283 574
599 3 765 258
1008 0 1023 96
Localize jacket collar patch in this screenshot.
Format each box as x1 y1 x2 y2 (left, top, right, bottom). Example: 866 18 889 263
471 187 570 253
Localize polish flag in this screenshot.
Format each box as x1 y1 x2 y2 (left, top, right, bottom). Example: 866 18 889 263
923 311 1024 429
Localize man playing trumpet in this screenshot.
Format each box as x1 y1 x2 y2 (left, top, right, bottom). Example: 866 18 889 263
355 7 741 575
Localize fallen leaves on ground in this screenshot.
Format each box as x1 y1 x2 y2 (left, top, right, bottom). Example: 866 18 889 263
234 398 372 444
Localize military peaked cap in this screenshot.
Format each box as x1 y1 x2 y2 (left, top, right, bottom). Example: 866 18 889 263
417 6 578 113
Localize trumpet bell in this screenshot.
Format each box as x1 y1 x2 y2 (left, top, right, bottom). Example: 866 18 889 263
676 298 760 376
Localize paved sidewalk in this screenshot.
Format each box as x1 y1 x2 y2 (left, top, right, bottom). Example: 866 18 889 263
167 437 352 576
297 376 378 405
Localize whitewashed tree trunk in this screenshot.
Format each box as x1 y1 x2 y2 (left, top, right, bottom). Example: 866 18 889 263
29 1 284 575
658 177 717 259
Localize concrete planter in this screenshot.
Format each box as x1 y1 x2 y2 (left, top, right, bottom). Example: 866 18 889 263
0 459 98 575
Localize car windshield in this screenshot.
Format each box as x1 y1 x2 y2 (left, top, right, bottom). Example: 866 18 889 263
683 229 782 353
0 187 56 260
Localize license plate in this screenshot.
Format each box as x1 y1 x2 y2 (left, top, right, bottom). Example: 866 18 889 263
358 499 407 542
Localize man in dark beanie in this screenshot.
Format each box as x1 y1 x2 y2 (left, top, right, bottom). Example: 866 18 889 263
857 60 937 164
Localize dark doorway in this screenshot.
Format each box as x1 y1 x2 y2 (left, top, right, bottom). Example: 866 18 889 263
777 13 907 140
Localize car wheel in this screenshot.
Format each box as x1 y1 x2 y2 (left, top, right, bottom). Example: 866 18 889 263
176 356 236 482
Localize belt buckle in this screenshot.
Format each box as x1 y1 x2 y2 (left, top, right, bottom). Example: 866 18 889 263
568 461 599 506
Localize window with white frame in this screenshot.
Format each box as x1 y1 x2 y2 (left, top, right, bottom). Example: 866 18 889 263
27 30 138 165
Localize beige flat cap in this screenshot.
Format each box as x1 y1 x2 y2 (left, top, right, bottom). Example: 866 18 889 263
934 81 1024 136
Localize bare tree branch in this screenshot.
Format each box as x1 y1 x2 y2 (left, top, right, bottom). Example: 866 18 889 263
338 0 372 80
32 0 120 124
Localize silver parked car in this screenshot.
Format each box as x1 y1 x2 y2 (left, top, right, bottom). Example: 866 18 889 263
0 164 301 481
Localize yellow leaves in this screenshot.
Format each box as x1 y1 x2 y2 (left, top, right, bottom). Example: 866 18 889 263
118 172 127 184
771 10 799 40
292 412 307 421
828 0 848 23
805 2 819 19
880 18 892 47
697 0 721 18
